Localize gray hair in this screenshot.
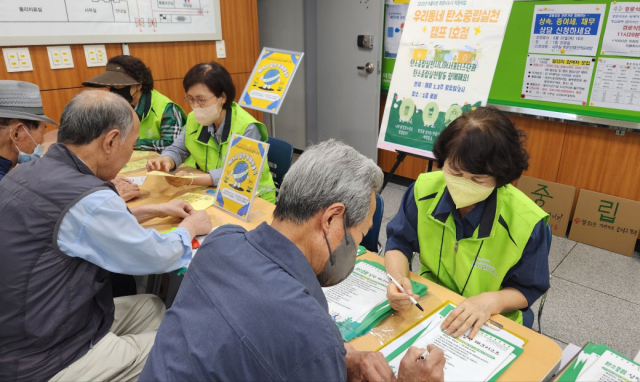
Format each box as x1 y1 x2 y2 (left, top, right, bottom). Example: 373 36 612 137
273 139 383 227
57 90 134 146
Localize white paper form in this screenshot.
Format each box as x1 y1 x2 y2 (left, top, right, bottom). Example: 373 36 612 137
601 3 640 57
528 4 606 56
522 54 595 105
126 176 146 186
381 304 522 382
590 58 640 111
323 261 389 327
578 350 640 382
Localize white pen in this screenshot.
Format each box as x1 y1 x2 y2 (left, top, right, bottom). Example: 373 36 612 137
386 273 424 312
419 349 429 361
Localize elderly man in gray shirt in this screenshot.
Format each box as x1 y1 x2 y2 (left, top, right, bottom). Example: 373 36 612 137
141 140 445 382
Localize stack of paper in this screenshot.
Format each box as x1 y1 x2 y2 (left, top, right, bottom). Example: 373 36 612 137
380 303 524 382
322 259 428 342
558 343 640 382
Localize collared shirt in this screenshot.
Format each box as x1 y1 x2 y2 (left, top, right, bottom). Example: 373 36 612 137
0 155 12 181
386 183 550 307
134 92 185 153
161 114 260 186
140 223 347 381
57 189 193 275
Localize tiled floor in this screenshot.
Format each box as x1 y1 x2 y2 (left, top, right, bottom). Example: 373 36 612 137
380 181 640 359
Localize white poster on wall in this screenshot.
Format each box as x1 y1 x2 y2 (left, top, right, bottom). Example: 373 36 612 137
378 0 514 159
521 54 595 105
589 58 640 111
528 4 606 56
601 3 640 57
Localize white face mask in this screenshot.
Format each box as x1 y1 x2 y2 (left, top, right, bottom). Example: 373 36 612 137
193 98 222 126
443 170 495 209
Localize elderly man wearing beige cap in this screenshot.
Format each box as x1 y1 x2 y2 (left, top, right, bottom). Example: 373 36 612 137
0 80 58 181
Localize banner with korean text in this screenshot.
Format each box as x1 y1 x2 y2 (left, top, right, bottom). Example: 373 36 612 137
378 0 514 158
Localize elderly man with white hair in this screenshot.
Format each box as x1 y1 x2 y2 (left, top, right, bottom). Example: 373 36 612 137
141 140 445 382
0 90 212 382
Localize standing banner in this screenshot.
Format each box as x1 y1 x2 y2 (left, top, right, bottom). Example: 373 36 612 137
382 2 410 91
378 0 514 159
214 134 270 222
239 47 304 114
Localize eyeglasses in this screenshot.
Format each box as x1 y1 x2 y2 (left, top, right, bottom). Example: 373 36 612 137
184 94 216 107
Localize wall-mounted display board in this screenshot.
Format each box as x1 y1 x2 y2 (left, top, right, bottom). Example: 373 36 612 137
488 0 640 130
0 0 222 46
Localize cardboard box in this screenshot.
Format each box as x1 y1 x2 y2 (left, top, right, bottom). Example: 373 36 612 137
516 175 577 237
568 189 640 257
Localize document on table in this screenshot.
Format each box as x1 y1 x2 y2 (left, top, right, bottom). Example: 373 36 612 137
130 151 152 159
147 171 201 179
126 176 147 186
120 159 148 173
174 227 219 276
171 193 214 211
380 303 523 382
558 343 640 382
322 260 427 342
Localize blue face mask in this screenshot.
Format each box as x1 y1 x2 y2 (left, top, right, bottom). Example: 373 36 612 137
14 126 44 164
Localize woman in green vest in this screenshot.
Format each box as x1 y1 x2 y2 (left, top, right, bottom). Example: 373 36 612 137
146 62 276 204
83 55 186 154
384 107 550 338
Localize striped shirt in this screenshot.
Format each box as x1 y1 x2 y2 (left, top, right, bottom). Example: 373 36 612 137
134 92 185 153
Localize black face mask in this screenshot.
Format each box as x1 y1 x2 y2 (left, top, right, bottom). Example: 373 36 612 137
110 86 134 104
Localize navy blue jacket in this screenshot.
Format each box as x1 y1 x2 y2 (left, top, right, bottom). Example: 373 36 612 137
141 223 347 381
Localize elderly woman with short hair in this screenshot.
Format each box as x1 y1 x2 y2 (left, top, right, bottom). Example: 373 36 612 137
385 107 550 338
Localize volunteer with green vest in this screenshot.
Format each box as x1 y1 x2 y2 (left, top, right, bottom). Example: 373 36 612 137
385 107 550 339
146 62 276 204
83 55 186 153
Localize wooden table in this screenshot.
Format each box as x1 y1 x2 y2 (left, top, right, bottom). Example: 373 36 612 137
353 252 562 382
121 151 275 231
120 151 275 299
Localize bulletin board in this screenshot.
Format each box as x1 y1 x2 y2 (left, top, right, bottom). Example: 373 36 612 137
488 0 640 130
0 0 222 46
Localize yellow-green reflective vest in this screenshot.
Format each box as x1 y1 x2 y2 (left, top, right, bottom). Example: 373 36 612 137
414 171 548 324
183 102 276 204
138 89 186 140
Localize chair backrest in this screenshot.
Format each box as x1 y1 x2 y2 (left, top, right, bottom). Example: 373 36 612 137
360 194 385 253
267 137 294 196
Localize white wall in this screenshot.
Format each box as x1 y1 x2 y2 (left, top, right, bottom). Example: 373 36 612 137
257 0 307 150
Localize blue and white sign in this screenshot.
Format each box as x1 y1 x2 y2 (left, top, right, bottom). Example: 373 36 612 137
528 4 606 56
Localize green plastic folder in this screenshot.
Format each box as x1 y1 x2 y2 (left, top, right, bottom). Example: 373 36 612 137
334 259 428 342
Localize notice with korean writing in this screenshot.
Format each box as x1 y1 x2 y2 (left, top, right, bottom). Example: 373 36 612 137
578 350 640 382
601 3 640 57
528 4 605 56
522 54 595 105
589 58 640 112
378 0 513 159
380 304 523 382
322 260 427 342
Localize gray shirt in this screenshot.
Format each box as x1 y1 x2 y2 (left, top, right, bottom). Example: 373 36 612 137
161 114 260 186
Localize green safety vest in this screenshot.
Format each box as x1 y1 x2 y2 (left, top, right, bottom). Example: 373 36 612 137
183 102 276 204
138 89 187 140
414 171 548 324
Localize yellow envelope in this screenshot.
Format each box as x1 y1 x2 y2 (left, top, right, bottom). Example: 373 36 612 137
172 193 214 211
147 171 200 179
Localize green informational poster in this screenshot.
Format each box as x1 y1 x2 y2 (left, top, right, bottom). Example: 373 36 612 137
378 0 514 158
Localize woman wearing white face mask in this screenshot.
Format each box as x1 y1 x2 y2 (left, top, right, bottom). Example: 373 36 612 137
384 107 551 339
146 62 276 204
0 81 57 181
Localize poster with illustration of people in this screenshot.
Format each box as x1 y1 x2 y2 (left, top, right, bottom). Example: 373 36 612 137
378 0 514 158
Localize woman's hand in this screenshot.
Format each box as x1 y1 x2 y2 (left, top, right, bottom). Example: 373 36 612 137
146 156 175 172
441 292 497 339
165 171 194 188
386 276 420 311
